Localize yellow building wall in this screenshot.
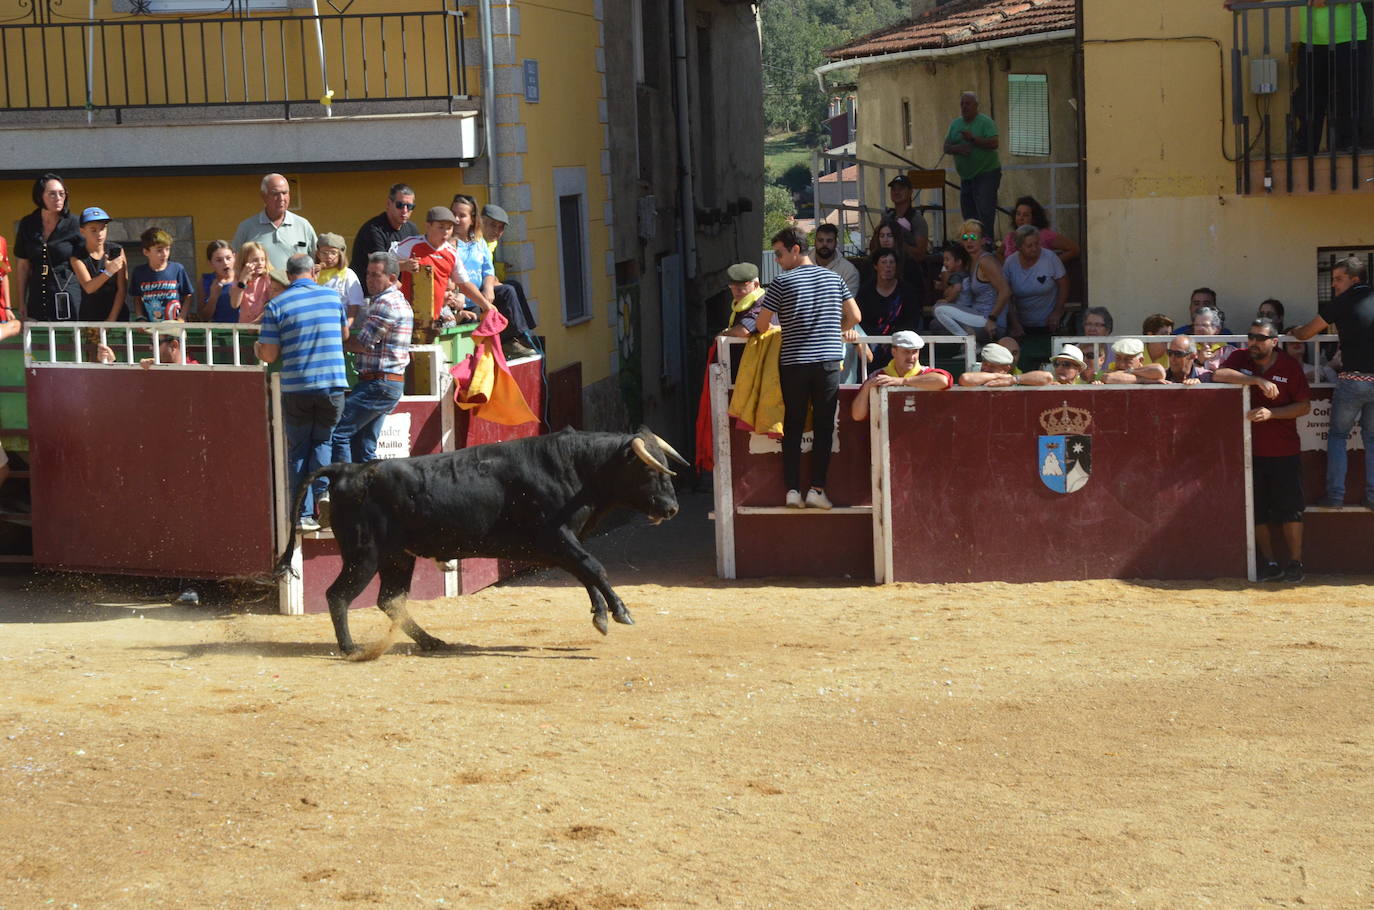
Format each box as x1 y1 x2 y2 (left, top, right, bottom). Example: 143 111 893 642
856 41 1080 243
505 0 614 386
1083 0 1374 330
1 171 479 273
1 0 613 386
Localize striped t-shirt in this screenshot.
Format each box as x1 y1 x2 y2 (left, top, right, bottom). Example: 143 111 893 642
258 279 348 393
761 264 850 365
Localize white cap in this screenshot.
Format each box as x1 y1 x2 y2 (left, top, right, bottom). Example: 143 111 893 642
890 330 924 350
1053 344 1087 369
1111 338 1145 357
980 343 1014 365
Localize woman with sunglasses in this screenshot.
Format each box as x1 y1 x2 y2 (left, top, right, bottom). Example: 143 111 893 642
13 172 83 321
931 219 1010 339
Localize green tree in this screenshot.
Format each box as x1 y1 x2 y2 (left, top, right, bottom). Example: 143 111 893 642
762 184 795 246
761 0 906 137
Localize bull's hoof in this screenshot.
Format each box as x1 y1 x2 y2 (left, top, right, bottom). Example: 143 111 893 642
416 636 448 652
591 610 609 636
611 607 635 627
338 644 360 658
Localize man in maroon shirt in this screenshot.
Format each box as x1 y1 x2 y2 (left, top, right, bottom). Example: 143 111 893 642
1214 318 1312 583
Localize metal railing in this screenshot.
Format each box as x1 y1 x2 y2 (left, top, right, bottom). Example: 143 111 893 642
23 322 264 369
1054 333 1342 386
1230 0 1374 192
811 149 1078 254
0 4 467 120
714 333 977 384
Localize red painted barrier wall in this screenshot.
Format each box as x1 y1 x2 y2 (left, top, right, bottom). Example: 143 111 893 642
302 537 448 610
299 359 546 614
27 367 275 578
729 388 874 579
454 358 544 447
1299 389 1371 574
885 388 1252 582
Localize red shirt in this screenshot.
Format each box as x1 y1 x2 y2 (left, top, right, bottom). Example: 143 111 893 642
392 237 467 318
1219 347 1310 457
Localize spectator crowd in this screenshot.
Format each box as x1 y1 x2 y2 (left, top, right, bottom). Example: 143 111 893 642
727 140 1373 586
0 170 542 532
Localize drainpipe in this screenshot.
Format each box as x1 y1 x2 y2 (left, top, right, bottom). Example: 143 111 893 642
86 0 95 125
309 0 333 116
671 0 698 280
479 0 500 205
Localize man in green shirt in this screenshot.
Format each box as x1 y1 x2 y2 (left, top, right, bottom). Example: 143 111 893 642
1290 0 1371 153
943 91 1002 240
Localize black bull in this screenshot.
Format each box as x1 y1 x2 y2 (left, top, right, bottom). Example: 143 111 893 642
273 429 683 656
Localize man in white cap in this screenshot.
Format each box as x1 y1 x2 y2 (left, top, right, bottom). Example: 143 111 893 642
958 341 1020 387
851 330 951 422
1019 344 1089 386
1097 337 1167 384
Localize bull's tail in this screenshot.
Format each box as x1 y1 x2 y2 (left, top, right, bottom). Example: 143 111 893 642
272 463 353 578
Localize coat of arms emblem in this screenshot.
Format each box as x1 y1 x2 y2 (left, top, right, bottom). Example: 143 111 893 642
1038 403 1093 494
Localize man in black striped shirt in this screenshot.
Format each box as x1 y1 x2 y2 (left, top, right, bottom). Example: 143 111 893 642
756 226 861 510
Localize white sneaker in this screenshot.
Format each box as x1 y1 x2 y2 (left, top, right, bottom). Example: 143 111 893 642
297 516 321 532
785 489 804 509
805 488 833 510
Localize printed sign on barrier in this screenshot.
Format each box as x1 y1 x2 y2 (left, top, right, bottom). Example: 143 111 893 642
1298 397 1366 451
376 411 412 460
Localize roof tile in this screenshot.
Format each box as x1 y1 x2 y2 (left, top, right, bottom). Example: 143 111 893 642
825 0 1076 61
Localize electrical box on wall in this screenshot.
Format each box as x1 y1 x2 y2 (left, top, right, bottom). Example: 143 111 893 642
1250 58 1278 95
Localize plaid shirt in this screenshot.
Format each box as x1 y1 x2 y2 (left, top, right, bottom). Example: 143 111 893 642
354 284 413 376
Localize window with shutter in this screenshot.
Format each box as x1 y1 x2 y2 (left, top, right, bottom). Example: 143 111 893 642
1007 74 1050 157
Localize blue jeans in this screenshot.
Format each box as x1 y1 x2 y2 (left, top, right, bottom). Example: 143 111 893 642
959 167 1002 237
330 378 403 466
1326 377 1374 502
283 390 345 519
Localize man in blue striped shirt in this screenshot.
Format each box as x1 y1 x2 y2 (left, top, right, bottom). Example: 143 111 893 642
756 226 861 510
256 253 349 531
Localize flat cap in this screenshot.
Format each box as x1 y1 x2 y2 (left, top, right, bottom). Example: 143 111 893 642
726 262 759 283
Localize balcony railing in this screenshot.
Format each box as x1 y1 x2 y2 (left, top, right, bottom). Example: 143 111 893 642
0 3 468 122
1230 0 1374 193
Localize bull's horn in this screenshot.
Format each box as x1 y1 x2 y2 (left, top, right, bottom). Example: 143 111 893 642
631 437 675 476
650 432 689 467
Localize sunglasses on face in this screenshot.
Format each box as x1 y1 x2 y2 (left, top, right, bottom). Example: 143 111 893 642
960 233 980 241
1247 332 1276 342
1167 350 1192 357
393 201 416 210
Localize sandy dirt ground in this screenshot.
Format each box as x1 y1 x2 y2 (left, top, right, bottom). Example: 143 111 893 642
1 493 1372 909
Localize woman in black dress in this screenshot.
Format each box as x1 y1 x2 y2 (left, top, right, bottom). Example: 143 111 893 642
13 173 82 321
